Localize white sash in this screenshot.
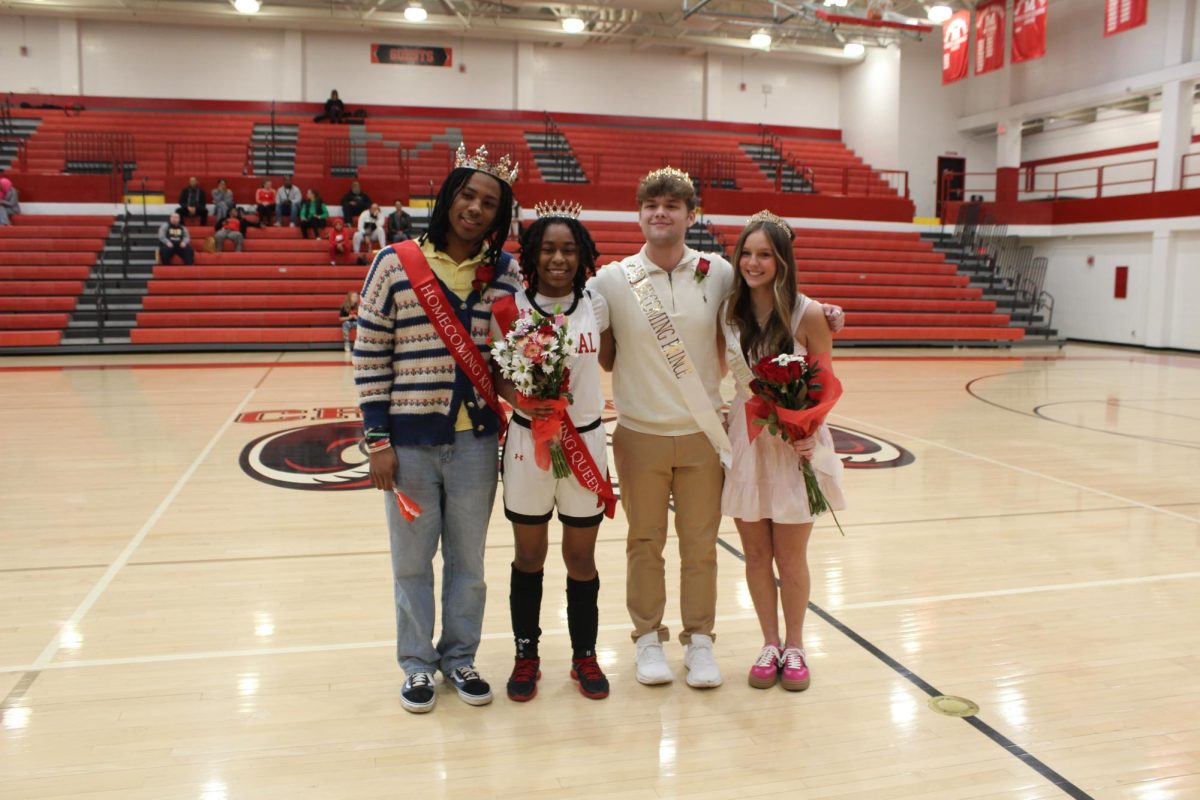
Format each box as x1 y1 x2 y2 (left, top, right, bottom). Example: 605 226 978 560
623 260 732 467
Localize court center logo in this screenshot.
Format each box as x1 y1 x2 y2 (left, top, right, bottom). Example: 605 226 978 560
238 409 913 492
238 408 372 491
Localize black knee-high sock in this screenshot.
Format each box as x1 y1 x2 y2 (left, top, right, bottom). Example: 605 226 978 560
510 565 543 660
566 575 600 660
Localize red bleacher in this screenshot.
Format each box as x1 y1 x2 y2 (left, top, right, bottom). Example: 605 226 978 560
0 215 112 347
711 224 1021 342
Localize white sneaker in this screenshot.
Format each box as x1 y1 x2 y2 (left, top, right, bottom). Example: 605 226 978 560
635 632 673 685
684 634 723 688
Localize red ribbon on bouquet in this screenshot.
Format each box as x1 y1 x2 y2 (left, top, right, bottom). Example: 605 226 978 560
745 352 843 444
516 394 569 471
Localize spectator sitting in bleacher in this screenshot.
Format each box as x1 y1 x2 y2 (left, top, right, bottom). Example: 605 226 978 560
158 213 194 265
211 179 235 227
355 203 387 254
176 176 208 225
276 177 302 228
339 290 360 355
386 201 412 243
314 90 346 124
0 178 19 226
341 181 371 224
255 179 276 225
299 189 328 239
328 217 353 265
213 207 249 252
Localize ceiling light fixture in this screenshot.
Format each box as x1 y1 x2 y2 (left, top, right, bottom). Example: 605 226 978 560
749 30 772 49
843 42 865 58
561 16 586 33
927 5 953 24
233 0 261 14
823 0 849 7
404 2 427 22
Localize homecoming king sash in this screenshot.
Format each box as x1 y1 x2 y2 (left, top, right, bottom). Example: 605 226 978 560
623 258 732 467
494 294 617 518
396 240 507 427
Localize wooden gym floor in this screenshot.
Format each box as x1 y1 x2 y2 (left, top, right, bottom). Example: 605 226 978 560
0 343 1197 799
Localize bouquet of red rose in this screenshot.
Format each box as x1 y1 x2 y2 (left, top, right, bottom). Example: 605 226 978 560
492 306 577 478
746 351 844 533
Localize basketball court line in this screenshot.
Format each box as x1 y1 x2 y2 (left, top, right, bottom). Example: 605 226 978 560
830 411 1200 525
3 563 1198 676
717 537 1095 800
0 351 1172 375
10 499 1200 575
28 387 259 672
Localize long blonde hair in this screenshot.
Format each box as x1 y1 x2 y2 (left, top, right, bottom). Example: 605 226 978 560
723 221 799 361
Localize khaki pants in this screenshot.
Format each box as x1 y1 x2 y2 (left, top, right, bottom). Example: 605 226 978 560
613 425 724 645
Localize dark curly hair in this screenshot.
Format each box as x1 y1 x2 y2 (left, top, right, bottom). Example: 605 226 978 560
421 167 513 270
517 216 600 296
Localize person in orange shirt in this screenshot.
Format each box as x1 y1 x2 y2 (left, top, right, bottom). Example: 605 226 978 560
255 179 277 226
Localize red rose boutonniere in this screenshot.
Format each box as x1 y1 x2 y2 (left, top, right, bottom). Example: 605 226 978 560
693 258 710 284
472 263 496 294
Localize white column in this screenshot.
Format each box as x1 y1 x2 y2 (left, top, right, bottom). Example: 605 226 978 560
702 53 722 122
1155 79 1194 191
1162 0 1195 66
281 30 304 102
1144 230 1178 349
514 42 535 111
57 18 81 95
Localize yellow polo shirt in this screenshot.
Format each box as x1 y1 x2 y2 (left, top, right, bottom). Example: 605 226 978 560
419 240 488 432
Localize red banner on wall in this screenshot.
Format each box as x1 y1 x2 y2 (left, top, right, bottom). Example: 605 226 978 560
975 0 1006 75
942 10 971 85
1104 0 1147 37
1012 0 1047 63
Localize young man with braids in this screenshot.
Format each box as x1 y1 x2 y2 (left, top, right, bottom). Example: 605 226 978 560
489 202 617 702
355 144 521 714
589 168 844 689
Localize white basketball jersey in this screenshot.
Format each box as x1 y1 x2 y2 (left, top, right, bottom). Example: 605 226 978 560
493 289 605 425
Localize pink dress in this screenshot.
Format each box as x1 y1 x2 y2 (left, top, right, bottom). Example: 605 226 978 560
720 294 846 524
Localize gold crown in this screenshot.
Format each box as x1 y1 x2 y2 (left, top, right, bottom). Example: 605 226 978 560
533 200 583 220
642 165 691 183
455 142 519 185
747 209 794 240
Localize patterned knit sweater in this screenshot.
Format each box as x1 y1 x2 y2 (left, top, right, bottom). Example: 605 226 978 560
354 240 522 446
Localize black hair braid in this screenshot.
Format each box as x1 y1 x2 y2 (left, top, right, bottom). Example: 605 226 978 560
518 216 600 296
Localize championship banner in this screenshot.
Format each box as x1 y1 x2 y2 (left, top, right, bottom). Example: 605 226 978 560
974 0 1006 76
371 43 453 67
942 10 970 85
1012 0 1047 63
1104 0 1146 37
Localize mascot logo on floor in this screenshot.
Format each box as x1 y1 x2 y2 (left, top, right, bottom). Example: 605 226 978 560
238 409 914 492
829 425 915 469
240 420 372 491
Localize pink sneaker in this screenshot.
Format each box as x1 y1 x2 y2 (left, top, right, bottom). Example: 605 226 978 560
780 647 810 692
748 643 781 689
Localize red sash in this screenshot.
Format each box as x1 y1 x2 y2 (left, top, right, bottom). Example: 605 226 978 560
494 294 617 519
396 241 507 427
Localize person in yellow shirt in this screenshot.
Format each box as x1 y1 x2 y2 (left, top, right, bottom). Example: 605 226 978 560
355 147 522 714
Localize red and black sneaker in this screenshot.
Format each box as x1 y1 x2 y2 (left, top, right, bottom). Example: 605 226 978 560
506 657 541 702
570 655 610 700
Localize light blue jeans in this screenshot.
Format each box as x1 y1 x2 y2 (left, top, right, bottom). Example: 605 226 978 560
385 431 498 676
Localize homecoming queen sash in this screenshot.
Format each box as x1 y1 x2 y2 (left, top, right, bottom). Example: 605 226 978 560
396 241 507 427
623 259 732 467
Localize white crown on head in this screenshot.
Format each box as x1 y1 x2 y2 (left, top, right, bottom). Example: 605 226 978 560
747 209 794 240
534 200 583 220
642 165 691 183
455 142 519 185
